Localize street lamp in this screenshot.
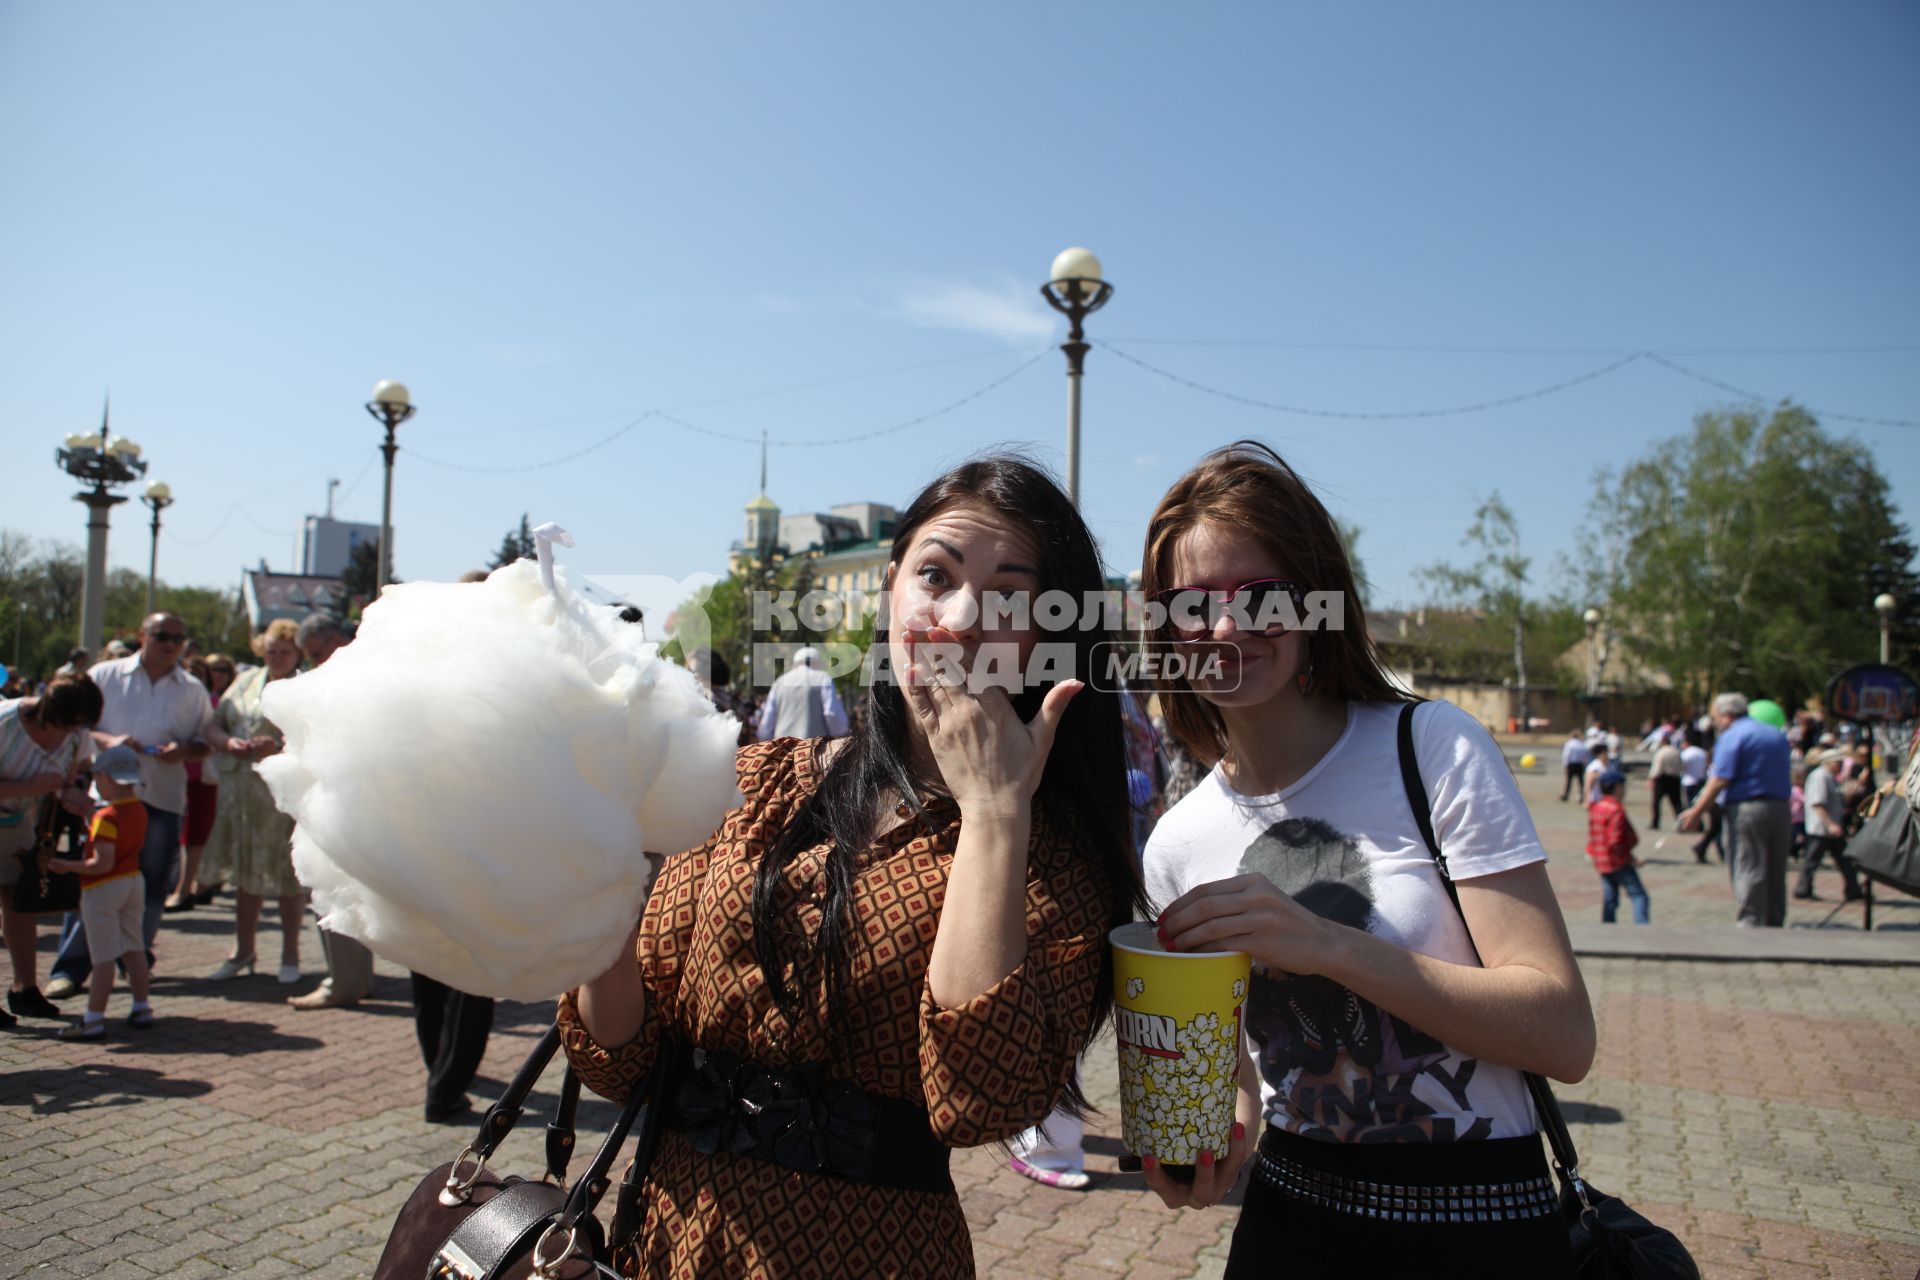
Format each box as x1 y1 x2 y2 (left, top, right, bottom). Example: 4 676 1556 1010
1039 246 1113 508
1875 593 1897 665
365 379 415 595
141 480 174 615
54 400 147 651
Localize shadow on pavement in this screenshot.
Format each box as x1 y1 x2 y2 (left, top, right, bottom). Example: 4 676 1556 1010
40 1015 328 1057
1559 1101 1625 1125
0 1063 213 1114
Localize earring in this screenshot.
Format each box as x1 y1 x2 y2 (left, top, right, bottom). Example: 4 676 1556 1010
1295 660 1316 695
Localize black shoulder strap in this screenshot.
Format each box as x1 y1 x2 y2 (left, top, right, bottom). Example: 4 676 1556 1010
1393 701 1584 1183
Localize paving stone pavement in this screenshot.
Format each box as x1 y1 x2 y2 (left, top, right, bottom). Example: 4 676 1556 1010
2 761 1916 1278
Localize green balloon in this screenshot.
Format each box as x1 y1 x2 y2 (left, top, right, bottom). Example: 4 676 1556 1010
1748 699 1787 730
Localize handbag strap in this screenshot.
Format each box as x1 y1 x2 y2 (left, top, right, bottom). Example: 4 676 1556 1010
533 1038 682 1270
469 1023 565 1163
1393 701 1585 1184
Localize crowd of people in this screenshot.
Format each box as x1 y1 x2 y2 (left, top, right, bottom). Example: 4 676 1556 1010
1560 701 1902 931
0 608 496 1122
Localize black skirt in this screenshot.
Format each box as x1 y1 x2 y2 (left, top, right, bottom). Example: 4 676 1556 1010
1223 1126 1575 1279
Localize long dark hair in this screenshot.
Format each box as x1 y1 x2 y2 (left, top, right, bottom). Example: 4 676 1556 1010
1142 440 1411 768
751 453 1144 1113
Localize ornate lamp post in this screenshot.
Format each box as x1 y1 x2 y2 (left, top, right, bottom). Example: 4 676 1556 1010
1875 593 1897 665
366 380 415 595
141 480 174 615
1039 247 1113 508
55 404 147 651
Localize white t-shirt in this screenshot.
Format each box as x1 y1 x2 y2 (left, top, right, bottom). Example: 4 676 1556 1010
1143 699 1542 1144
0 699 96 819
1680 745 1709 787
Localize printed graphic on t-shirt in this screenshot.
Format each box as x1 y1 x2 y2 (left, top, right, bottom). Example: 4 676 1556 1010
1239 816 1492 1143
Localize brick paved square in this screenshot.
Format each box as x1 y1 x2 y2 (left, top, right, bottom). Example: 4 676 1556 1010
3 760 1916 1277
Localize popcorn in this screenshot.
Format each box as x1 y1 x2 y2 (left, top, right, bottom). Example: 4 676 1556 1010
1117 1004 1242 1162
1127 977 1145 1000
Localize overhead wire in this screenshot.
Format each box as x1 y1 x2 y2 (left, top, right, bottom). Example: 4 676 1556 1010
1097 342 1919 429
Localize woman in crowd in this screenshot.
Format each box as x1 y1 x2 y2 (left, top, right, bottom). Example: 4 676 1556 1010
564 456 1142 1277
0 673 103 1025
1139 442 1594 1278
203 622 306 983
166 652 235 911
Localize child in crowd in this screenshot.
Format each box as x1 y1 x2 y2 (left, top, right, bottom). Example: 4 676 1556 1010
45 745 154 1039
1586 768 1650 924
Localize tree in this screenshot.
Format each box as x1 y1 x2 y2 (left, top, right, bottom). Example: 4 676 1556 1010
1421 492 1536 726
0 529 250 679
1603 404 1919 708
341 539 396 613
1336 519 1370 611
488 514 537 570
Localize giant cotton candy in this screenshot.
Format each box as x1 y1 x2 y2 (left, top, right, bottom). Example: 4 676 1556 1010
258 560 742 1000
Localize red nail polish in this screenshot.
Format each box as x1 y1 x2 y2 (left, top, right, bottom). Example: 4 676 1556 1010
1199 1150 1215 1168
1141 1156 1157 1171
1231 1123 1245 1143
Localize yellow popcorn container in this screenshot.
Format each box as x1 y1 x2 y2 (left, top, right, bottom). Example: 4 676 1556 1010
1110 922 1251 1167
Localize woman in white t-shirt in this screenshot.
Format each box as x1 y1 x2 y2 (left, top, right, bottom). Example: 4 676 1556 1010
1137 442 1593 1278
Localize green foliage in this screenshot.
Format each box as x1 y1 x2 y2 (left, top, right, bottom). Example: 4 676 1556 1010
664 555 879 703
1604 404 1919 707
1420 492 1535 710
0 529 249 680
340 539 396 614
487 514 537 571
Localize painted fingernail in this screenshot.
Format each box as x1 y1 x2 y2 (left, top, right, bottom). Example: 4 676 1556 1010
1231 1123 1245 1143
1199 1150 1215 1168
1141 1156 1157 1171
1155 926 1169 944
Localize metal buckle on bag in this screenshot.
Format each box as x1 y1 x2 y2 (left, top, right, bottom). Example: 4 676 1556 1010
440 1145 490 1207
429 1241 484 1280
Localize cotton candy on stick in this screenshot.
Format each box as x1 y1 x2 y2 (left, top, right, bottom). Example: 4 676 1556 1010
258 529 741 1000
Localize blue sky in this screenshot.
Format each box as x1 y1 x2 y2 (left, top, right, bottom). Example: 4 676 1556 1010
4 2 1916 616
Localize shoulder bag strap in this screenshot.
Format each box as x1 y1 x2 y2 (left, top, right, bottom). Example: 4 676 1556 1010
470 1022 565 1163
1393 701 1585 1183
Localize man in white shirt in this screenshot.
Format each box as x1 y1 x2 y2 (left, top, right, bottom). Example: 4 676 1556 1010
1559 731 1591 803
754 648 850 742
46 613 215 998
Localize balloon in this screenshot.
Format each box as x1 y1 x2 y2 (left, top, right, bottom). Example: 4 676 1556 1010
1748 699 1787 730
1519 753 1538 769
0 664 9 687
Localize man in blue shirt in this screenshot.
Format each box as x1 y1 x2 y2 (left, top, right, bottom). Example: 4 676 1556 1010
1679 692 1792 926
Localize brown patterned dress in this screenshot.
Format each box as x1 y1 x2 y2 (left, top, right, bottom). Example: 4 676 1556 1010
558 737 1111 1279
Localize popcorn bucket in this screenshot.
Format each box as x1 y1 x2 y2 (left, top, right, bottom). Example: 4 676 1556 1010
1110 922 1250 1167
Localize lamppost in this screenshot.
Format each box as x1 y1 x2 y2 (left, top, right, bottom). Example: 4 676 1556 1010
366 380 414 595
1039 247 1113 508
1875 593 1897 664
141 480 174 615
55 404 147 652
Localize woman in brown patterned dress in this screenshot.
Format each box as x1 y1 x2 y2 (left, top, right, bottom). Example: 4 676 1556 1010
562 457 1144 1277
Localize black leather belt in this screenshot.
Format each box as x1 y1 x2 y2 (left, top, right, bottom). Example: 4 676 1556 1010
663 1045 953 1195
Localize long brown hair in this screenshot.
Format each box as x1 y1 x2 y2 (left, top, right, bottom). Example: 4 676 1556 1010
1141 440 1409 767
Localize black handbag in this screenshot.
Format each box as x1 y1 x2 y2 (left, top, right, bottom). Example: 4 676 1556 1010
374 1022 678 1280
1396 703 1700 1280
11 847 79 915
1846 784 1920 897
